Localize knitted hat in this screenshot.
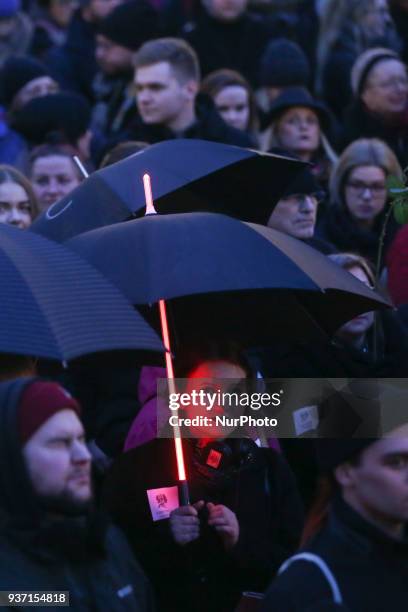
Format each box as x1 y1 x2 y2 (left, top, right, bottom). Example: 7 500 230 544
0 56 51 108
351 47 399 96
13 92 91 145
98 0 159 51
259 38 310 88
17 380 80 445
0 0 20 18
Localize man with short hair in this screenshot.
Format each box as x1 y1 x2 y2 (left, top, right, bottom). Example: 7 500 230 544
262 427 408 611
0 377 154 611
267 167 322 240
129 37 253 146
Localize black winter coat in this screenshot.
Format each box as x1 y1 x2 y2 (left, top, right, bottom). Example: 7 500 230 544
103 437 304 612
126 94 254 148
261 496 408 611
316 201 400 268
46 10 98 101
0 378 154 612
342 101 408 168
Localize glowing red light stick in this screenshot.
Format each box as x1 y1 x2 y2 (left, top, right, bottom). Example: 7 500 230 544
143 173 190 505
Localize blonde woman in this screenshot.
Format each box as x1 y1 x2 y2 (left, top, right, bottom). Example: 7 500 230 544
260 87 337 189
0 165 39 229
317 138 403 265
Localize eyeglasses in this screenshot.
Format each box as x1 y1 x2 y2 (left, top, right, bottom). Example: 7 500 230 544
345 180 386 197
368 76 408 91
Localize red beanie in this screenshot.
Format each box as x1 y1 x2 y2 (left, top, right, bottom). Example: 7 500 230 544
17 380 81 445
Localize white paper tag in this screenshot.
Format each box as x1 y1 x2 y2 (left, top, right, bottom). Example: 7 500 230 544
147 486 179 521
293 405 319 436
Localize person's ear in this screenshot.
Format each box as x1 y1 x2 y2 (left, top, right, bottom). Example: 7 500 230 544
334 462 357 488
183 80 199 102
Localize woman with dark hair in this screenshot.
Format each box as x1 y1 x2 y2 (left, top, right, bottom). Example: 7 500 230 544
0 164 39 228
104 339 303 612
200 68 259 142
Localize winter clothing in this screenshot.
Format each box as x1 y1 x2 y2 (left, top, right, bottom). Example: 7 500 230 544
265 87 332 134
182 9 277 87
282 166 323 198
17 380 80 444
350 48 399 97
13 92 91 146
91 71 137 140
261 495 408 612
45 9 98 101
127 93 254 147
316 200 400 268
124 366 166 450
342 100 408 169
98 0 159 51
103 437 304 612
387 224 408 307
55 352 147 458
259 38 310 89
30 8 68 61
0 377 154 612
0 105 27 168
319 23 402 120
250 310 408 379
0 55 51 108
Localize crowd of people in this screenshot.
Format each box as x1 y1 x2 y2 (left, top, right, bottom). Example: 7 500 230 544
1 0 408 610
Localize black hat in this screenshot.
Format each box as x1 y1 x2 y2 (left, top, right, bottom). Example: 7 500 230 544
98 0 159 51
259 38 310 88
0 56 51 107
266 87 331 132
282 167 322 198
13 92 91 145
316 439 376 474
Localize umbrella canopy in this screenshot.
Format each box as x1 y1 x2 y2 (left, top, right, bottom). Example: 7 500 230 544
67 212 389 346
0 224 163 361
30 139 304 242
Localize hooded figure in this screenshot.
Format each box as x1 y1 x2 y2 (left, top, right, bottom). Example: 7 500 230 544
0 377 154 611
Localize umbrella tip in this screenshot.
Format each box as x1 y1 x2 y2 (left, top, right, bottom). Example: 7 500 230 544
143 173 157 215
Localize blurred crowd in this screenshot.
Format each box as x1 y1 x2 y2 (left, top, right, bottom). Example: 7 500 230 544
1 1 408 611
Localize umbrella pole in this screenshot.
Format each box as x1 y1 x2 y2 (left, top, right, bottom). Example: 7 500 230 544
73 156 89 178
158 300 190 506
143 174 190 506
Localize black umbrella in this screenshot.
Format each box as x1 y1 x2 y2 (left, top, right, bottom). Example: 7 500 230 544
0 224 162 361
30 139 304 242
67 212 389 347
